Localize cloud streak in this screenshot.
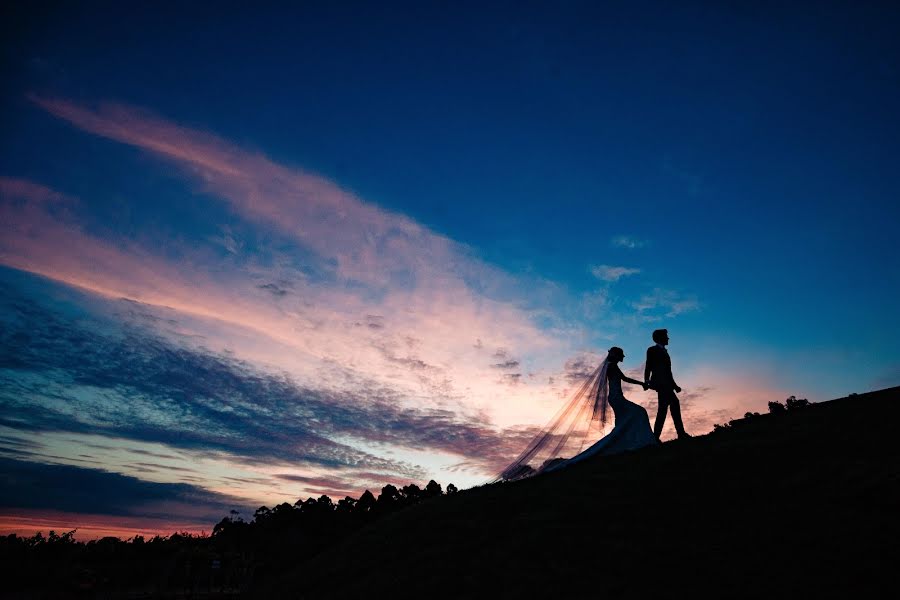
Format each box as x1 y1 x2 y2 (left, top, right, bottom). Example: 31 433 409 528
0 281 536 488
591 264 641 282
26 95 487 289
632 288 700 320
610 235 649 249
3 97 572 428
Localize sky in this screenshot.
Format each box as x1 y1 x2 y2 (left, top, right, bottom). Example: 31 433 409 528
2 1 899 539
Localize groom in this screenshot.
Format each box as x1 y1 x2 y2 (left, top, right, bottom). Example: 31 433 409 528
644 329 690 441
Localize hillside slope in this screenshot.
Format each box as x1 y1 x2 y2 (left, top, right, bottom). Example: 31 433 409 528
269 387 900 598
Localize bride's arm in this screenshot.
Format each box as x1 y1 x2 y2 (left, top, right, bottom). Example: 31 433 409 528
621 374 645 386
613 365 646 387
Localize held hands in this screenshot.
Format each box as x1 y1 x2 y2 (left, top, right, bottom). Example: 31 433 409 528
642 381 649 391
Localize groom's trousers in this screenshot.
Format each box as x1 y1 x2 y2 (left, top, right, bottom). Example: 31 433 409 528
653 389 686 439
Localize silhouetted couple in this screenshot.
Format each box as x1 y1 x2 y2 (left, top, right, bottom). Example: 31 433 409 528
556 329 689 468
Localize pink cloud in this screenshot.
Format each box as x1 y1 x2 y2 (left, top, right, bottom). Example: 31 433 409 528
27 96 465 289
0 177 74 205
1 139 570 488
20 99 566 386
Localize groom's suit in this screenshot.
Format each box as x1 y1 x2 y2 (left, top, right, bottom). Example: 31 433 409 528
645 345 687 439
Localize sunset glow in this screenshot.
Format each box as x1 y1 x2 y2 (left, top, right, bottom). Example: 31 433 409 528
3 3 898 539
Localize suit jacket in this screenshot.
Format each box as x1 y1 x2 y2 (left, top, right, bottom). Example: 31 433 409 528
645 345 678 391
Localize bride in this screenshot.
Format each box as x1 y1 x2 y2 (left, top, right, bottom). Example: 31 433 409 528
549 346 657 470
498 346 657 481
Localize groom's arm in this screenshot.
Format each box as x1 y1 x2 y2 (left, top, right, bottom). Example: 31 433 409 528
670 354 681 391
644 348 652 383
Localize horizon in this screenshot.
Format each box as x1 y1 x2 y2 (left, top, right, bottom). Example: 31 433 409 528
2 1 899 540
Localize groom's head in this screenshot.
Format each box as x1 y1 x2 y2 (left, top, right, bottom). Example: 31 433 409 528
652 329 669 345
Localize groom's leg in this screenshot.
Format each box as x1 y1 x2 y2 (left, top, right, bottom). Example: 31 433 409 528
670 393 687 437
653 393 669 440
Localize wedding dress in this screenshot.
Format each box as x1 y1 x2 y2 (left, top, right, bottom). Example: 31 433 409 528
551 365 657 469
497 354 657 481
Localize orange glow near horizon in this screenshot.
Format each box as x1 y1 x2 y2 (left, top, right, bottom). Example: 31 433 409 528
0 510 212 542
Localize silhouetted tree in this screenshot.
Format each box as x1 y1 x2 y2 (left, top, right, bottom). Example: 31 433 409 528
786 395 810 410
401 484 423 505
47 530 76 545
336 496 357 514
357 490 377 513
446 483 458 494
424 480 442 498
768 401 786 414
377 484 402 512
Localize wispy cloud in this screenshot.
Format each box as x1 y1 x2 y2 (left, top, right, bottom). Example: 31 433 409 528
0 288 538 478
610 235 649 249
2 97 573 432
632 288 700 320
0 177 74 205
590 264 641 282
273 469 445 500
25 96 491 289
1 264 581 507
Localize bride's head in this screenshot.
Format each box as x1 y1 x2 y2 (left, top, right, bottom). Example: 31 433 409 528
607 346 625 363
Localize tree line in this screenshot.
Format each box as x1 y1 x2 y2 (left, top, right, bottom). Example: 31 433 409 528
713 395 813 432
1 479 458 597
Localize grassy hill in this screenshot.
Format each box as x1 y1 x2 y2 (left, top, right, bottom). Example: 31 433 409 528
268 387 900 599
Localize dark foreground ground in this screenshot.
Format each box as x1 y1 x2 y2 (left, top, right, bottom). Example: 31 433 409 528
268 387 900 599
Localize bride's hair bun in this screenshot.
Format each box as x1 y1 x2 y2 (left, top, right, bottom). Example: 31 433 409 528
608 346 624 357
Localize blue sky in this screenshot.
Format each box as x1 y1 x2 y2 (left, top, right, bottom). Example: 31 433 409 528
1 1 899 537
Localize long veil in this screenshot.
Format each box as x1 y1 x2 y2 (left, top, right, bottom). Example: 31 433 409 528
496 357 612 481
